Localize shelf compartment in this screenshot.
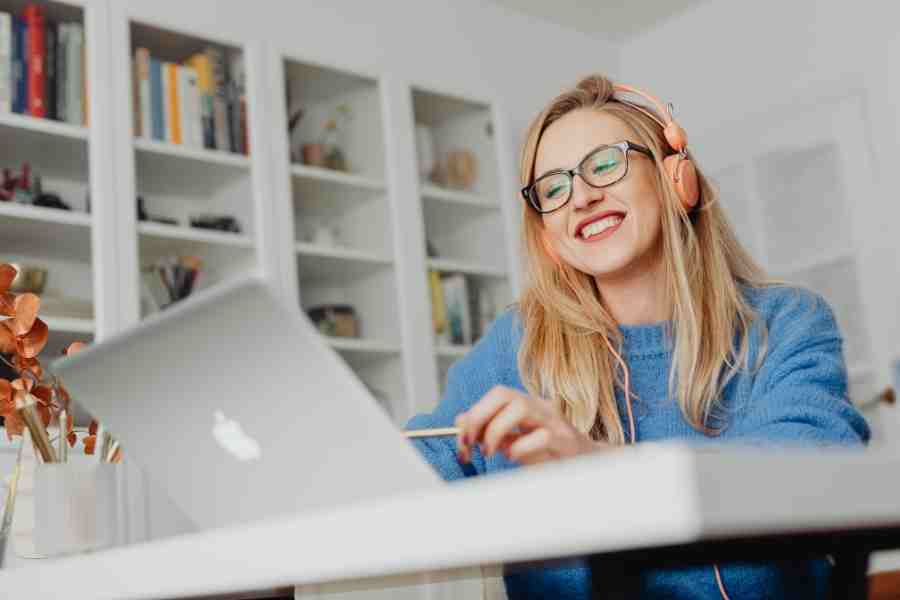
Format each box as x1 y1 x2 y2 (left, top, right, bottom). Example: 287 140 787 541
423 200 507 270
283 56 386 183
0 113 88 180
338 350 407 425
134 139 251 197
435 344 471 358
0 205 91 262
412 86 499 199
44 316 95 335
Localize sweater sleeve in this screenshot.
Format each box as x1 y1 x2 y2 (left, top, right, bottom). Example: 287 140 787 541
732 287 870 446
403 311 517 481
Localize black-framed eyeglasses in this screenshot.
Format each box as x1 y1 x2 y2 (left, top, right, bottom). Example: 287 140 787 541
521 140 654 214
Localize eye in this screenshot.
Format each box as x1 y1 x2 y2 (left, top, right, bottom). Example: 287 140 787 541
592 159 618 174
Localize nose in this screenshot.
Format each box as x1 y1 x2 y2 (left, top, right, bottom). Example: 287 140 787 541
569 174 603 210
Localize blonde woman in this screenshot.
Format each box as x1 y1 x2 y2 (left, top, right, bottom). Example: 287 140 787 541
405 74 870 599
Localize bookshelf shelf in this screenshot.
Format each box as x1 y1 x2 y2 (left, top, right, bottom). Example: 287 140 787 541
138 221 253 248
427 257 506 278
295 241 390 265
0 204 92 261
435 344 471 358
44 315 95 335
420 183 496 208
0 202 90 228
291 164 385 192
326 337 402 355
0 111 88 141
134 137 250 168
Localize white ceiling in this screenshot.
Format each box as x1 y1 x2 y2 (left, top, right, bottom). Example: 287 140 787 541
489 0 711 42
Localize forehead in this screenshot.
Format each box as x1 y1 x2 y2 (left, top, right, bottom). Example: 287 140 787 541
535 109 634 177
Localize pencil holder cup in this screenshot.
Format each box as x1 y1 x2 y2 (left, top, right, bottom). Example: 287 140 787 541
0 435 141 565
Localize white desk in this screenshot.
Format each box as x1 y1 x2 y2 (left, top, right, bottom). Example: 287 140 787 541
2 444 900 599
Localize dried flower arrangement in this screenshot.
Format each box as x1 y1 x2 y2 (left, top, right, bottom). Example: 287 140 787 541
0 263 114 462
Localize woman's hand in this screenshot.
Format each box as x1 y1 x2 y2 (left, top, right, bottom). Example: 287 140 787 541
454 385 606 466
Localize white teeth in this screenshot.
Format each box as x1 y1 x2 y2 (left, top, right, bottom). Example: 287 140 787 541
580 215 623 238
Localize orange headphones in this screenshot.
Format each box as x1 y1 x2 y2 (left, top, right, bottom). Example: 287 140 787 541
612 83 700 211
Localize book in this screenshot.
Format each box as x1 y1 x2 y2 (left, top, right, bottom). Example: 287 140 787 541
206 46 229 151
133 47 150 137
165 62 181 144
429 270 448 338
64 22 83 125
187 52 214 149
149 56 164 141
55 23 67 121
179 65 202 148
441 273 472 345
0 13 11 113
11 16 26 114
226 50 245 154
44 21 56 120
24 4 46 118
161 61 173 143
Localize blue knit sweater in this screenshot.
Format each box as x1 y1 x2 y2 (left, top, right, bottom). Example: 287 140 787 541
405 285 870 599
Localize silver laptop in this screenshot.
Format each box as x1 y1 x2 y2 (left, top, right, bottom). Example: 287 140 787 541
49 275 441 536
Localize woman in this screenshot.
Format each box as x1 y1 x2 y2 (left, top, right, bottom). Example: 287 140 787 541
405 74 870 599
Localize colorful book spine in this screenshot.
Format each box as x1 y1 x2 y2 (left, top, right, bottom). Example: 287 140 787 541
187 52 214 149
24 4 46 118
166 62 181 144
44 21 56 120
227 50 245 154
64 22 83 125
56 23 67 121
0 13 11 113
207 46 229 151
149 56 164 141
134 47 151 138
12 16 27 114
179 65 202 148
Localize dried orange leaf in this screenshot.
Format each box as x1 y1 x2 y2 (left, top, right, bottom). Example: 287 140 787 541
66 412 73 433
32 385 52 404
12 294 40 336
0 264 17 294
88 419 98 436
0 292 15 317
67 430 77 447
64 341 87 355
83 434 97 455
0 380 13 416
19 317 48 358
14 355 43 380
3 410 24 439
0 322 15 354
35 402 52 427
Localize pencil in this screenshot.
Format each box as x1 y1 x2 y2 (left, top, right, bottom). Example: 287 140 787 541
404 427 460 439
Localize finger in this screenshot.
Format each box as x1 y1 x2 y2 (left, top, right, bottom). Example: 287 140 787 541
460 386 516 446
482 401 532 456
505 428 555 465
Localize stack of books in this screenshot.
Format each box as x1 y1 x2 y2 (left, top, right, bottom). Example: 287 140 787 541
132 45 248 155
0 6 87 125
429 270 497 347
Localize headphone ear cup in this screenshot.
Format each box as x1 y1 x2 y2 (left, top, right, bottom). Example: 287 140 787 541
664 155 700 210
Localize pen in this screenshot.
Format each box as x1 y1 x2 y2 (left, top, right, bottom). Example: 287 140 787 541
404 427 460 439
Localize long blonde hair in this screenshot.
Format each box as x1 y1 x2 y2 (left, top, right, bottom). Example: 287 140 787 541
517 74 770 445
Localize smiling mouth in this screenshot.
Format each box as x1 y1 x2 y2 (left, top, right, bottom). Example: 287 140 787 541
577 213 626 241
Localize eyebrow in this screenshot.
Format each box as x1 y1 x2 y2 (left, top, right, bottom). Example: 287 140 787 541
533 143 616 181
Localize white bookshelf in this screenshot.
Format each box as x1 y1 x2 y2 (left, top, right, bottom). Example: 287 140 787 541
411 85 516 398
0 0 102 388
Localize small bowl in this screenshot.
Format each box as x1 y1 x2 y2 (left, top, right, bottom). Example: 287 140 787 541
7 264 48 295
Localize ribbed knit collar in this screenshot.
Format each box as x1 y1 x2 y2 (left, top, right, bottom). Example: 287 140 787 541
618 320 673 358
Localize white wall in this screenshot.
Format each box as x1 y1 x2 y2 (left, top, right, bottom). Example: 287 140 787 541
621 0 900 572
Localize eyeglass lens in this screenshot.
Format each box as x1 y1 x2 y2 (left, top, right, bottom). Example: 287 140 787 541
532 146 627 212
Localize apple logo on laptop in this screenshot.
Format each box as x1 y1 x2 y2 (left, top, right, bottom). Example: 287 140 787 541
212 410 261 461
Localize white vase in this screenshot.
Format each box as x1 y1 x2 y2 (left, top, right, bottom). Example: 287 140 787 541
415 124 436 180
